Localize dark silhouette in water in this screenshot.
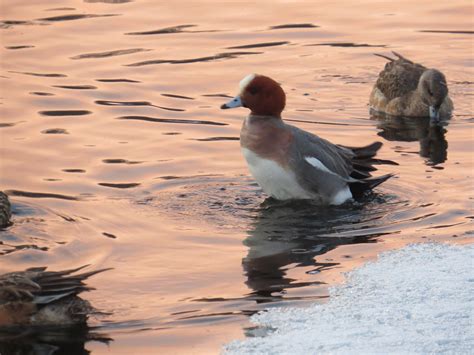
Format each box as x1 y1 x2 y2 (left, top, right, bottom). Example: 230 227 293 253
0 325 112 355
241 199 382 302
371 111 448 165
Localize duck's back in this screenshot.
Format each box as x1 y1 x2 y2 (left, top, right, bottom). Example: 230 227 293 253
375 55 426 101
0 265 109 326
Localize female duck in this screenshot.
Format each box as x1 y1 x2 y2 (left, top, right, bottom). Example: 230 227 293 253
221 74 394 205
0 265 109 327
370 52 453 120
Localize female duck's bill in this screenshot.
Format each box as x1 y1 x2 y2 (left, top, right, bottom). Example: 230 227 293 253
220 73 395 205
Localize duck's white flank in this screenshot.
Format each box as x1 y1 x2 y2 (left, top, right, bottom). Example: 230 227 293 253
304 156 352 205
241 148 310 200
239 73 256 93
331 187 352 205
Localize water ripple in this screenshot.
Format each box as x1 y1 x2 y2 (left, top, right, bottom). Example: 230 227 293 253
0 123 17 128
419 30 474 34
0 20 37 29
5 190 79 201
53 85 97 90
226 41 289 49
62 169 86 173
269 23 319 30
85 0 132 3
161 93 195 100
71 48 151 60
5 45 35 50
307 42 386 48
41 128 69 134
10 71 67 78
125 51 261 66
95 100 184 111
190 137 240 142
116 115 228 126
98 182 141 189
96 78 140 83
39 110 92 116
37 14 119 22
102 159 144 164
30 92 55 96
125 24 196 35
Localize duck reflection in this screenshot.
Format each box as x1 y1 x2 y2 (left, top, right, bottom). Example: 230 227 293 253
0 326 111 355
242 200 377 302
371 111 449 165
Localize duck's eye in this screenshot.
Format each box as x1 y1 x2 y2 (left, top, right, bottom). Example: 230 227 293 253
248 86 259 95
427 88 434 96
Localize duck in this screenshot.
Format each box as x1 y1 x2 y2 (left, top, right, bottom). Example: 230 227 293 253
0 265 110 327
221 74 394 205
370 52 453 120
0 191 11 228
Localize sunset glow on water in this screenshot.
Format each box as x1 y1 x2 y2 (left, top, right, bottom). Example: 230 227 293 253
1 1 473 353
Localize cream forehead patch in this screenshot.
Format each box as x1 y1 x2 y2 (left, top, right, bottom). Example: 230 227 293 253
239 73 256 92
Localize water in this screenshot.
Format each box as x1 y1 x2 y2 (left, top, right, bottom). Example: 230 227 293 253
1 0 473 353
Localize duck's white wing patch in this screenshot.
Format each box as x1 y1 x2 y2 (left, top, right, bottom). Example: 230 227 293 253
239 74 256 93
304 156 352 205
304 156 337 175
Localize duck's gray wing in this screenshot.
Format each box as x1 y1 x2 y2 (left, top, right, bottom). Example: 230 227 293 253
286 124 354 199
286 124 393 199
287 124 354 176
374 51 427 100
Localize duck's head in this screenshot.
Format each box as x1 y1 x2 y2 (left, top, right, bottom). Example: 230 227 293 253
418 69 448 121
220 74 286 117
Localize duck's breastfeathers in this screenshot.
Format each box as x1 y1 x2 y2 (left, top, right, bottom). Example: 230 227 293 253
240 116 311 200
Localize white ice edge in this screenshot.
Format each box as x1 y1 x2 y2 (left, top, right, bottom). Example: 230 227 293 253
223 242 474 354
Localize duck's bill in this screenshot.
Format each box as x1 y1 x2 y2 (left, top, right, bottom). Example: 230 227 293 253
429 106 440 121
221 96 242 109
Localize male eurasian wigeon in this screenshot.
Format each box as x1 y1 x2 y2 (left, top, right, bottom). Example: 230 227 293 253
221 74 394 205
370 52 453 120
0 265 110 327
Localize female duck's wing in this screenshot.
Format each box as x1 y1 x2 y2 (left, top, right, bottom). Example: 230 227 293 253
374 51 427 101
0 265 111 306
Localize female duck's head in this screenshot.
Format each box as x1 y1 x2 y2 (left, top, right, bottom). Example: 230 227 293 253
418 69 449 120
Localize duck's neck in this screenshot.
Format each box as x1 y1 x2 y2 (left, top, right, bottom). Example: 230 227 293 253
240 114 291 165
248 113 282 121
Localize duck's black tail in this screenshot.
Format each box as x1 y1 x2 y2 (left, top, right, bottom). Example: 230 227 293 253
341 141 382 159
349 173 395 198
338 141 396 197
339 141 398 179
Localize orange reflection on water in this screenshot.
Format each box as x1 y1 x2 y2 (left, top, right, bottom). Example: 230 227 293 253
1 0 473 353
